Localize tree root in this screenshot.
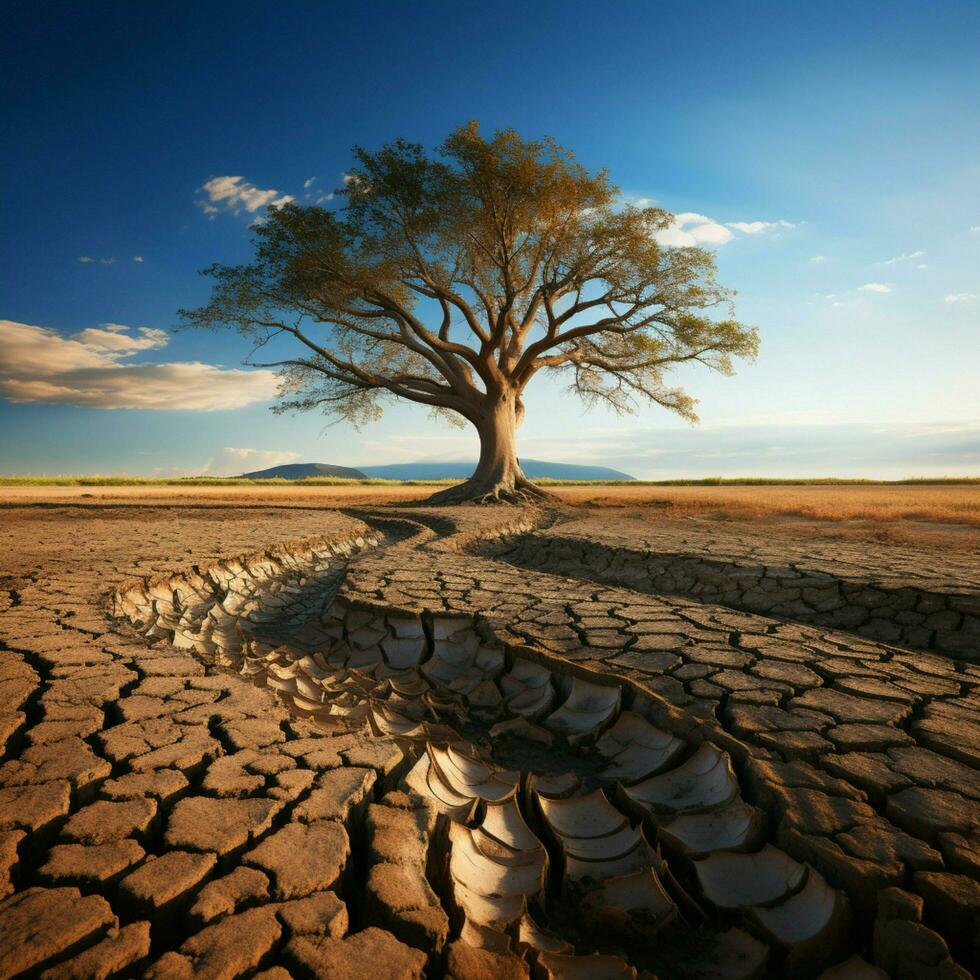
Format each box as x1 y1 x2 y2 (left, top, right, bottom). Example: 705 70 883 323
425 477 559 506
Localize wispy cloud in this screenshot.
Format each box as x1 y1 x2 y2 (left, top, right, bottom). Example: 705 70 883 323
132 255 144 263
72 324 168 353
154 447 302 478
219 447 301 472
0 320 279 410
651 212 797 247
354 419 976 478
944 292 976 303
223 446 299 464
299 175 334 205
196 176 294 219
881 250 926 265
513 421 980 479
77 256 116 265
859 283 892 293
726 219 796 234
810 255 827 263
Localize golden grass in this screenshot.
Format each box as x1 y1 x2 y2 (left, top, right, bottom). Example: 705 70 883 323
0 475 457 487
0 483 430 508
3 480 979 553
2 482 977 525
550 484 980 526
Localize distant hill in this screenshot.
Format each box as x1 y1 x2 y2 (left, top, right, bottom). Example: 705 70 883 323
240 462 368 479
359 459 635 481
239 459 635 481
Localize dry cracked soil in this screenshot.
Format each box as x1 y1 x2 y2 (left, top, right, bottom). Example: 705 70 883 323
0 496 978 979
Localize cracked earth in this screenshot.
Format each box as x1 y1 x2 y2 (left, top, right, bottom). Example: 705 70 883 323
0 500 978 979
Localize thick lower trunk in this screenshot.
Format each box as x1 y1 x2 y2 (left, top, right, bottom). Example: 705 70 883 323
471 399 524 487
426 394 555 505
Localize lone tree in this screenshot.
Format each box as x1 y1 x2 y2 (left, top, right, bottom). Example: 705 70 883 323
182 123 758 503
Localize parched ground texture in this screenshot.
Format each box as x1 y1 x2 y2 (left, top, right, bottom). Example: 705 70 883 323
0 495 978 979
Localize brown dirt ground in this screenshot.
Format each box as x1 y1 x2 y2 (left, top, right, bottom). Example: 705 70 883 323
0 500 977 974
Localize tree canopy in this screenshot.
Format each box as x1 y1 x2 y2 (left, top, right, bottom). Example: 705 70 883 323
181 123 758 502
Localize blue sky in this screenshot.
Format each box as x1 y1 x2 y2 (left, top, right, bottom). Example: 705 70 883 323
2 0 978 478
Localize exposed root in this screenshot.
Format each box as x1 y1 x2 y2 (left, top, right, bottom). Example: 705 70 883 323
425 477 560 506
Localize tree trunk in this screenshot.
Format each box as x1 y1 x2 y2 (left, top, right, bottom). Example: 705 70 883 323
427 392 556 505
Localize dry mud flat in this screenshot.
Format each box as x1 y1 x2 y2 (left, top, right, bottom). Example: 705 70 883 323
0 501 978 979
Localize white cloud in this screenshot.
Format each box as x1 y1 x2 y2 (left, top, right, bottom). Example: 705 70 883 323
132 255 144 263
652 213 797 247
810 255 827 263
726 219 796 234
221 447 302 470
512 420 980 481
77 256 94 264
653 212 734 247
971 226 980 233
196 176 294 219
358 430 477 464
153 447 303 478
944 292 976 303
881 250 926 265
0 320 279 410
859 283 891 293
341 173 371 194
77 256 116 265
73 324 169 353
303 177 316 189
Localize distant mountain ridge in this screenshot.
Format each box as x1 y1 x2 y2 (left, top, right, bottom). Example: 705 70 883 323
359 459 635 481
240 462 368 479
241 459 635 481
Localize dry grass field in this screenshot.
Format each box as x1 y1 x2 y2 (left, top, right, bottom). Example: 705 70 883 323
0 482 428 508
554 483 980 524
1 480 977 516
3 482 977 550
556 483 980 552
